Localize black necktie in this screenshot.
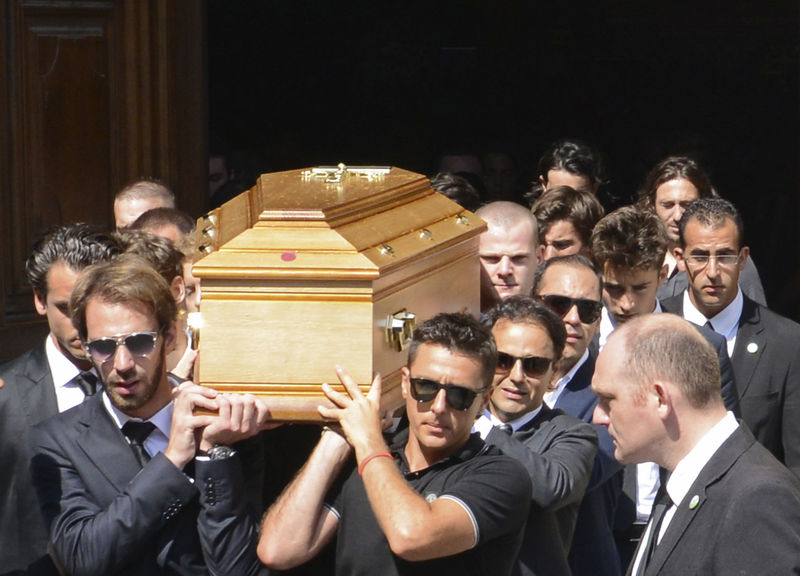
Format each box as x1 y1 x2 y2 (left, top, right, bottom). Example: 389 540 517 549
704 320 715 332
122 421 156 467
70 371 97 397
637 484 673 575
496 423 514 435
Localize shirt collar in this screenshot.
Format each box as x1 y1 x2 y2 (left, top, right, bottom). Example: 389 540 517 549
476 405 541 432
544 349 589 408
682 287 743 338
45 334 85 388
599 301 662 350
102 391 173 440
598 307 614 351
390 427 488 476
665 411 738 507
664 251 678 277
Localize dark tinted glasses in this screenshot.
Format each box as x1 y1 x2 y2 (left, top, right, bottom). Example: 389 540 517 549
496 352 553 378
537 294 603 324
408 377 485 411
85 331 159 364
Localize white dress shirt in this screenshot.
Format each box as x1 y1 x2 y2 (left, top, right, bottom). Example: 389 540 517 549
544 349 589 408
103 393 173 458
473 406 541 439
630 412 738 575
682 288 743 357
46 335 96 413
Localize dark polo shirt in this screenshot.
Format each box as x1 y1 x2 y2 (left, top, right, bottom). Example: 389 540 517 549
326 430 531 576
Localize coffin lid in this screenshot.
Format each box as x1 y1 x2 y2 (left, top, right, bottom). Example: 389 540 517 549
192 165 485 281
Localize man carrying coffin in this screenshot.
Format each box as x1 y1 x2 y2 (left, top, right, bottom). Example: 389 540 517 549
258 313 531 576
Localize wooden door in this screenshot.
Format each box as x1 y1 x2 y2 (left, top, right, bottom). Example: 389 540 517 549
0 0 205 363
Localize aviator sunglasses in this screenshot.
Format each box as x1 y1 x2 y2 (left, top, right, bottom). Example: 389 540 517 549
84 331 160 364
408 377 485 411
536 294 603 324
496 352 553 378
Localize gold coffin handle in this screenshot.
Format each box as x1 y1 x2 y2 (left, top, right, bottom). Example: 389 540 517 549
385 310 416 352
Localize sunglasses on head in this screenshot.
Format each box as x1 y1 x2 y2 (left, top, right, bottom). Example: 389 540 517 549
496 352 553 378
85 331 160 364
537 294 603 324
408 377 485 411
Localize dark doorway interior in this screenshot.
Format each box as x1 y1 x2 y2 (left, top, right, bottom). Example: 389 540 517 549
208 1 799 319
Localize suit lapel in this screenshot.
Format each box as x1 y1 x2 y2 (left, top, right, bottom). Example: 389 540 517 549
645 426 753 575
75 395 144 490
17 343 59 423
731 297 765 398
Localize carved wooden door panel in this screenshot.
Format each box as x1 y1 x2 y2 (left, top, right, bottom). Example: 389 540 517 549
0 0 205 363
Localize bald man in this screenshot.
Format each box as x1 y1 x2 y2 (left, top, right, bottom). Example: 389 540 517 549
592 314 800 575
475 201 543 312
114 178 175 229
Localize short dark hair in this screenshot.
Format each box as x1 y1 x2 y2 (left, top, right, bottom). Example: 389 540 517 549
70 254 177 341
430 172 481 212
130 207 197 257
537 138 607 189
407 313 497 389
636 156 716 211
131 207 195 236
531 185 605 246
591 206 668 272
486 296 567 362
114 229 185 285
24 223 120 299
678 197 745 249
531 254 603 299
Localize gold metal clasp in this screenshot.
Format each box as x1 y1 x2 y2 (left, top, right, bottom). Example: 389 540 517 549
385 310 417 352
187 312 203 351
197 213 218 256
301 163 391 184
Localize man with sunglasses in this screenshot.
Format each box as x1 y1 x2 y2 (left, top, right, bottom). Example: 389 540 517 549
531 254 623 576
661 198 800 477
475 297 597 576
28 255 270 575
259 313 532 576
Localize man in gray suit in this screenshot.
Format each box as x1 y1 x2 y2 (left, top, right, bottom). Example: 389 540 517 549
592 313 800 575
29 255 269 575
0 224 117 573
661 197 800 477
476 296 598 576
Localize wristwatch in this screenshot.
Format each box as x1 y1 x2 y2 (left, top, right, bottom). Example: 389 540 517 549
207 444 237 460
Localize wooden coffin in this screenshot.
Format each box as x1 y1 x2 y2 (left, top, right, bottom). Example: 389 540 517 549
191 165 485 421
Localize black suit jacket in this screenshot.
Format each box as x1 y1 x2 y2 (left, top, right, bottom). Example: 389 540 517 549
29 393 265 576
485 403 598 576
628 424 800 575
661 293 800 476
553 355 623 576
0 342 60 572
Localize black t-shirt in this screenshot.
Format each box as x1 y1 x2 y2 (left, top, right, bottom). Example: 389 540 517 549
326 430 531 576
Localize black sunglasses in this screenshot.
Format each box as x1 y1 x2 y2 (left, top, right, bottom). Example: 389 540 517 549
496 352 553 378
408 377 485 411
85 331 160 364
537 294 603 324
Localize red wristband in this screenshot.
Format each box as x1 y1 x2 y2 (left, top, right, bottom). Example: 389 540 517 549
358 451 393 476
